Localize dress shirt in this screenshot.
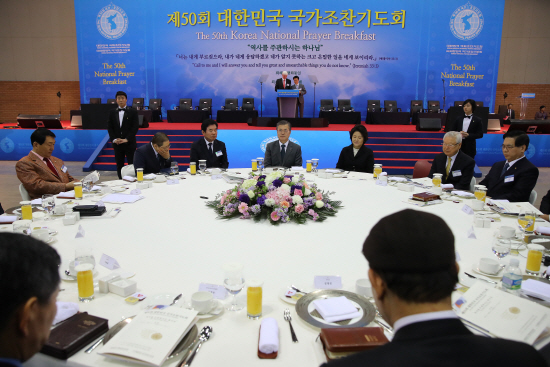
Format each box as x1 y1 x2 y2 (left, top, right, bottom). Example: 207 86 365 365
282 78 287 88
150 143 159 158
279 140 289 152
463 115 472 132
393 310 458 333
118 105 127 127
31 150 59 176
506 155 525 168
204 138 215 153
446 152 458 170
353 147 359 156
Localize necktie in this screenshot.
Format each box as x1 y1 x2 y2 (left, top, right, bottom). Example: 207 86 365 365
445 156 452 180
464 115 472 119
280 144 286 163
117 107 125 111
208 143 213 157
283 80 286 89
43 158 59 177
501 162 510 177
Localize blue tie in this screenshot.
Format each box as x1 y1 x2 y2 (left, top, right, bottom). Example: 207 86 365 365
280 144 286 164
500 162 509 177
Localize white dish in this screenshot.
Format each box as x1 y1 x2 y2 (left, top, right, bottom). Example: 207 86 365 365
471 263 503 278
458 273 476 288
141 293 181 310
278 287 306 305
195 299 224 319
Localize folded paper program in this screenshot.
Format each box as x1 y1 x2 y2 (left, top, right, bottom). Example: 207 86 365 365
452 190 475 197
522 279 550 302
312 296 361 323
53 302 79 325
536 227 550 235
442 184 454 189
259 318 279 354
101 194 144 204
57 191 75 199
0 215 18 224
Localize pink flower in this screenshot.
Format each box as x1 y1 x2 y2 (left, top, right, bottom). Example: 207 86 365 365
295 204 304 214
308 209 315 216
253 176 259 181
283 177 291 184
315 192 323 200
294 189 303 197
220 194 227 205
238 202 248 214
303 182 309 189
271 211 280 221
226 190 232 194
280 200 290 209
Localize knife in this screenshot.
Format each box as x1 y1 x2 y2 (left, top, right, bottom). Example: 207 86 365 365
464 272 498 285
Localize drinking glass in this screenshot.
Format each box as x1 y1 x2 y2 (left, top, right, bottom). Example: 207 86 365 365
170 161 179 175
82 179 93 195
223 263 245 311
492 238 511 265
42 194 55 221
518 209 535 235
311 158 319 173
74 182 83 200
306 160 312 172
526 244 544 275
251 159 258 172
257 157 264 173
13 220 31 235
76 264 94 302
75 246 96 270
432 174 442 187
199 160 207 175
474 185 487 202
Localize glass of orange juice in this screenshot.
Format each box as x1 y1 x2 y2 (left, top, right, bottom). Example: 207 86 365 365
474 185 487 202
75 264 94 302
252 159 258 171
74 182 83 200
432 173 442 187
190 162 197 175
306 160 312 172
20 201 33 220
373 164 382 178
518 209 536 235
526 244 544 275
136 168 144 182
247 279 263 320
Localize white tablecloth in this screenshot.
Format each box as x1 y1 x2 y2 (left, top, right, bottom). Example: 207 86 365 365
22 170 547 367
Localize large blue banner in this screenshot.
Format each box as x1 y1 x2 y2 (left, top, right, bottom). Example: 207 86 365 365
75 0 504 118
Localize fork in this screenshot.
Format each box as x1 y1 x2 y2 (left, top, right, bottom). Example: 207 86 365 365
284 309 298 343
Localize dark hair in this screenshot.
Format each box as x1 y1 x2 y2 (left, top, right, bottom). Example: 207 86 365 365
276 120 291 131
349 125 368 143
0 233 61 331
152 132 169 146
115 91 127 99
507 103 513 108
463 99 476 112
541 105 546 111
201 119 218 132
30 128 56 145
293 76 299 80
374 267 458 303
503 130 530 149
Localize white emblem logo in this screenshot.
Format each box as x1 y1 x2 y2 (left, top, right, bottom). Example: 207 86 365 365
97 3 129 40
450 2 484 41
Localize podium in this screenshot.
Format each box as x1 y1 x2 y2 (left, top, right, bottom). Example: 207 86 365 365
277 90 299 118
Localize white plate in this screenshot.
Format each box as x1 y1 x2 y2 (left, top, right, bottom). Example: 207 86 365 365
141 293 181 310
471 263 504 278
278 287 306 305
458 273 476 288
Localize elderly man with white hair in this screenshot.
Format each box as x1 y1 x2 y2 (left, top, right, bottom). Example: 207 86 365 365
275 71 292 117
428 131 475 190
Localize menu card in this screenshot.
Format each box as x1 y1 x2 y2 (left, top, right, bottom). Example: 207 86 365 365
454 283 550 345
100 308 198 366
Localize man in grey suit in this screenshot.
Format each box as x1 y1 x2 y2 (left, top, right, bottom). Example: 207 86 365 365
291 76 307 118
264 120 302 168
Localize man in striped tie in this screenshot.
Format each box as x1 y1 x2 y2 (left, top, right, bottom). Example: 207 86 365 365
428 131 475 190
16 128 75 200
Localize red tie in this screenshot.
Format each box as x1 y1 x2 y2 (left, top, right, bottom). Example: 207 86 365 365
44 158 59 177
283 79 285 89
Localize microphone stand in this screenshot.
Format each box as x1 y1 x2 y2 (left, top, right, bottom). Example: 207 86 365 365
260 81 263 117
313 82 316 118
57 91 62 115
441 79 446 112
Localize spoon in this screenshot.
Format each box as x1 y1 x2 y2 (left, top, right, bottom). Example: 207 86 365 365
170 294 182 306
184 327 212 367
177 326 212 367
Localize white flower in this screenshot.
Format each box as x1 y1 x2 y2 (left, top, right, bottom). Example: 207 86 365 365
280 184 291 192
315 200 324 208
241 179 257 190
291 175 300 183
304 188 312 196
265 198 276 207
265 172 281 186
292 195 303 205
247 191 255 199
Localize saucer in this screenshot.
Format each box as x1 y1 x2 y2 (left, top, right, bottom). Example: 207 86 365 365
195 300 224 319
471 263 504 278
142 293 181 310
279 287 306 305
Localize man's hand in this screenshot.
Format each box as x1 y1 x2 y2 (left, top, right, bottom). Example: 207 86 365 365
157 146 170 159
65 182 75 191
541 214 549 222
460 131 469 138
119 138 128 144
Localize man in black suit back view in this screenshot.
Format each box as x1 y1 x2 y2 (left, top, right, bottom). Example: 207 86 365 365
428 131 475 190
189 119 229 169
323 209 546 367
107 91 140 179
479 130 539 202
446 98 483 159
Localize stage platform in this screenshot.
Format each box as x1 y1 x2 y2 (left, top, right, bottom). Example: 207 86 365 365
2 120 549 175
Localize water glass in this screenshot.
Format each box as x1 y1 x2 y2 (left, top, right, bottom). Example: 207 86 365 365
492 238 511 263
170 161 179 175
256 157 264 172
42 194 55 221
518 209 535 235
83 179 93 194
311 158 319 173
199 160 207 175
223 263 244 311
75 246 96 270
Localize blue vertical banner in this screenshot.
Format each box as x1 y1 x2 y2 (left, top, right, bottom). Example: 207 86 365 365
74 0 504 118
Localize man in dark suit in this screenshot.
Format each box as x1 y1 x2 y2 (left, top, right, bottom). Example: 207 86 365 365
323 209 546 367
275 71 292 117
264 120 302 168
107 91 139 179
505 103 515 120
428 131 475 190
291 76 306 118
446 98 483 159
479 130 539 202
133 132 172 174
540 190 549 222
189 119 229 169
0 233 61 366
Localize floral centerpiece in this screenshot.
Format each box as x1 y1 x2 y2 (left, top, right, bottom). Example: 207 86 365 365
206 171 342 224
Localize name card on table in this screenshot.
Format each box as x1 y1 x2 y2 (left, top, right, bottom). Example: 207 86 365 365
166 179 179 185
314 276 342 289
462 204 474 215
75 225 85 238
130 189 141 195
199 283 227 299
100 253 121 270
375 180 387 187
211 174 223 180
466 226 477 239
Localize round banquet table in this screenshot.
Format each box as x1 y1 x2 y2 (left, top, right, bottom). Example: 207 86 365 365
21 170 548 367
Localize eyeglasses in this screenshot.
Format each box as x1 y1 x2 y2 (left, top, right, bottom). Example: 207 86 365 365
501 144 516 150
442 143 459 147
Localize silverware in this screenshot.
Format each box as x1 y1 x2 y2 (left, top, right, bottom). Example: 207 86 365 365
284 309 298 343
170 293 183 306
291 285 308 294
85 315 133 354
177 326 212 367
464 272 498 284
181 326 212 367
374 310 393 335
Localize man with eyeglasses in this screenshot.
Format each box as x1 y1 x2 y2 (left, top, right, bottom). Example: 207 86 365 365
428 131 475 190
133 132 173 174
479 130 539 202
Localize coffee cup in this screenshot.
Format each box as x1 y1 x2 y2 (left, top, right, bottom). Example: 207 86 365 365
211 168 221 175
355 278 372 298
478 257 500 274
499 226 515 238
53 204 66 215
31 229 49 242
191 291 214 314
471 200 484 211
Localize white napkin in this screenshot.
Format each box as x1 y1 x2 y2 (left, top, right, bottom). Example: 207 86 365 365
379 172 387 176
522 279 550 302
31 198 42 205
325 169 341 173
57 191 75 198
143 173 156 180
53 302 79 325
312 296 361 323
122 176 137 182
259 317 279 354
442 184 454 189
452 190 475 197
536 226 550 236
388 177 407 182
291 166 304 171
0 216 18 224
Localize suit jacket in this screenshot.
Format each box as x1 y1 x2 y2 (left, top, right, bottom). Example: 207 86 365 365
274 77 291 91
189 139 229 169
133 143 172 174
107 107 139 143
428 151 475 190
336 145 374 173
323 318 546 367
15 152 75 200
506 109 515 119
447 115 483 158
541 190 550 214
291 83 307 104
264 140 302 168
479 157 539 202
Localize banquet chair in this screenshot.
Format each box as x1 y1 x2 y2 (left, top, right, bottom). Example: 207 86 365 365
320 99 335 111
410 100 423 116
242 98 255 111
529 190 537 205
19 184 31 201
121 164 136 178
412 160 432 179
338 99 353 111
367 100 381 113
178 98 192 110
427 100 440 113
